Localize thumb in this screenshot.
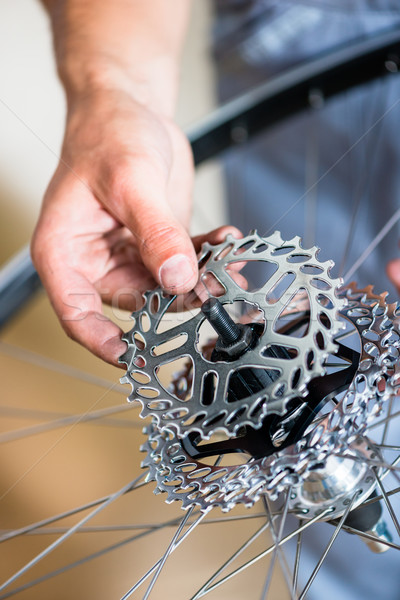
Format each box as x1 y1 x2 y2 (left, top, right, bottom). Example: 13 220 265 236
386 258 400 295
138 210 199 294
110 157 198 294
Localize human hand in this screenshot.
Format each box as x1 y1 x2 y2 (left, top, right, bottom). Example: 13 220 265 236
31 88 239 366
387 257 400 296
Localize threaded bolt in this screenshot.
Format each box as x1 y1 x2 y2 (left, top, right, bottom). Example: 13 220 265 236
201 298 241 345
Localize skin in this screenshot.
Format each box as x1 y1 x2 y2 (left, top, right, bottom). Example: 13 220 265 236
31 0 241 366
31 1 400 367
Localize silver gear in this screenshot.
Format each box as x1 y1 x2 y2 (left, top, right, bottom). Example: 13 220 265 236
120 231 346 439
139 284 400 514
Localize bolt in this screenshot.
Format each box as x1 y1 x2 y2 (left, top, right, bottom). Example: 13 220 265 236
201 298 241 345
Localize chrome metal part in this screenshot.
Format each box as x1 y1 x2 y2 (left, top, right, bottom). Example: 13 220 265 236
138 284 400 517
288 438 380 520
120 231 345 439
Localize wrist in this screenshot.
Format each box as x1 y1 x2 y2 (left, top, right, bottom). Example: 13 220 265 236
59 53 179 118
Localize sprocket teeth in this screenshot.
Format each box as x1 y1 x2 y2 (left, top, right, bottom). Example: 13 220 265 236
135 282 400 513
122 233 361 445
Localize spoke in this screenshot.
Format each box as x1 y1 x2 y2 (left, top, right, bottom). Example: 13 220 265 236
203 512 268 525
0 511 198 600
374 471 400 537
0 405 137 429
334 328 357 342
0 480 149 543
366 409 400 431
120 510 210 599
382 456 400 482
0 340 125 393
341 524 400 550
339 81 386 278
0 523 182 535
304 122 319 248
0 508 272 544
0 404 141 443
292 521 303 597
332 452 400 485
261 493 296 600
202 509 332 596
191 521 272 600
260 501 280 600
265 96 400 236
344 206 400 282
142 507 195 600
361 485 400 508
377 444 400 452
298 492 358 600
0 472 147 595
0 381 131 503
381 396 394 446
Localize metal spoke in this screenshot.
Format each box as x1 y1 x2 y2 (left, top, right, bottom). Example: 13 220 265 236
142 507 195 600
0 340 125 393
0 403 141 443
191 521 272 600
266 96 400 236
0 480 149 543
377 444 400 452
366 409 400 431
261 493 296 600
334 328 357 342
374 471 400 537
381 396 394 446
360 485 400 509
339 80 387 278
0 472 147 595
344 206 400 282
298 492 358 600
304 121 319 248
120 510 210 599
382 456 400 482
0 507 273 544
332 452 400 486
0 511 198 600
292 521 303 597
341 525 400 551
0 404 137 429
201 510 332 596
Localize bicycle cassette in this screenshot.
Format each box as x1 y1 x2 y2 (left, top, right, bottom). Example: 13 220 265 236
139 284 400 514
120 231 346 439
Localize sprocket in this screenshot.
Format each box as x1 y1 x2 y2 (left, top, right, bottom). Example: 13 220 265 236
139 284 400 514
120 231 346 439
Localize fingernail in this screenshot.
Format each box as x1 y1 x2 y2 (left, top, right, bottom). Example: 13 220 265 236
159 254 196 291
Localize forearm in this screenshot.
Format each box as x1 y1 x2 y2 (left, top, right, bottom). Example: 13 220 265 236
41 0 191 116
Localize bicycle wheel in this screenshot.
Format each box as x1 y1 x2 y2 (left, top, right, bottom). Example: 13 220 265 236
1 27 400 600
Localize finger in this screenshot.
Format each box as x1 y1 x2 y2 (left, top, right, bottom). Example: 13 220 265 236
386 258 400 294
96 262 156 311
192 225 243 253
33 252 127 366
101 156 198 295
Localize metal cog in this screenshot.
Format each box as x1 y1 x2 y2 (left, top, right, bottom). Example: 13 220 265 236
300 283 400 453
139 284 400 514
120 231 346 439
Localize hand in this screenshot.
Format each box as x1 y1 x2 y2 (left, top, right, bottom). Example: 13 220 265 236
31 88 239 365
387 257 400 296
